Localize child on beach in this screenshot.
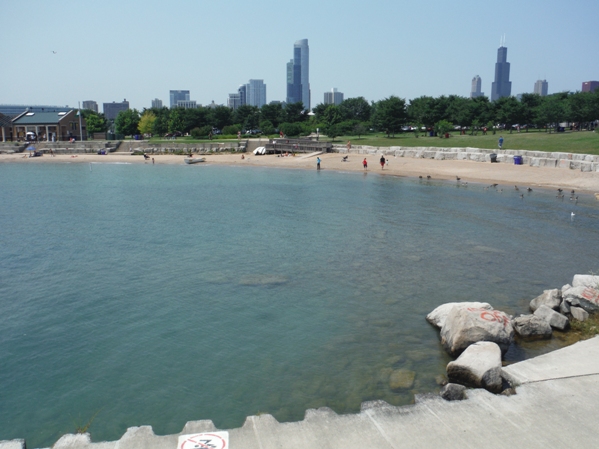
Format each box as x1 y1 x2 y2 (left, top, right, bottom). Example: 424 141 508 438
363 158 367 170
380 155 385 169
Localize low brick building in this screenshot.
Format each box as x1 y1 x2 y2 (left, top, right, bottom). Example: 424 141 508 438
11 110 86 141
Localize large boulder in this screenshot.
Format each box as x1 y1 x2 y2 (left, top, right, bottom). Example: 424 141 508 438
446 341 503 393
426 302 492 329
572 275 599 289
529 289 561 312
440 383 467 401
570 306 589 322
563 286 599 313
533 305 570 330
440 306 514 356
512 315 552 339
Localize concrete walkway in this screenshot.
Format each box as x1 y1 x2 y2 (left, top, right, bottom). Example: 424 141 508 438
3 336 599 449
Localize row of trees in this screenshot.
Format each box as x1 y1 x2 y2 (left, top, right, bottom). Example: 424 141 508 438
83 89 599 139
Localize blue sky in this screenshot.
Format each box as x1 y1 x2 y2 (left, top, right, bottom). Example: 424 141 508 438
2 0 597 111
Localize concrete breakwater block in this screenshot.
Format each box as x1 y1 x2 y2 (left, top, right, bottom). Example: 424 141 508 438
580 162 594 172
446 341 503 393
557 159 572 169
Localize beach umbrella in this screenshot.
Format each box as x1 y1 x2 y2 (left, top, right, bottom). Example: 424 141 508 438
27 145 36 152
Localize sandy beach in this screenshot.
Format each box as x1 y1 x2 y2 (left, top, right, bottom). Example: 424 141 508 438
2 151 599 194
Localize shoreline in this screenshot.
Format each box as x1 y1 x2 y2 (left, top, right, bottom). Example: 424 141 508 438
2 152 599 194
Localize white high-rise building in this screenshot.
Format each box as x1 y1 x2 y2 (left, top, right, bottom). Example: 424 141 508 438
534 80 548 96
324 88 344 105
470 75 484 98
247 80 267 107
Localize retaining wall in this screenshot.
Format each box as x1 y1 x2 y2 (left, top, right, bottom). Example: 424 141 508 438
335 144 599 172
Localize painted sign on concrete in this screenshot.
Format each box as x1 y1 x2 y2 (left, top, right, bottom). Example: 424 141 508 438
178 432 229 449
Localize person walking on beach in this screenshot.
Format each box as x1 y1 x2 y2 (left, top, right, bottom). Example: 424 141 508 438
498 135 504 149
347 141 351 151
380 155 386 169
363 158 368 170
316 156 321 170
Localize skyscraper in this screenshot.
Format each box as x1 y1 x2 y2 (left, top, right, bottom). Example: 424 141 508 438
151 98 163 109
169 90 190 108
470 76 483 98
582 81 599 92
103 99 129 120
490 41 512 101
534 80 548 96
247 79 267 107
82 101 98 112
324 88 344 105
286 39 310 110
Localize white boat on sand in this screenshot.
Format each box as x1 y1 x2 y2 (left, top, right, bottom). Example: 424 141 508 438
184 157 206 164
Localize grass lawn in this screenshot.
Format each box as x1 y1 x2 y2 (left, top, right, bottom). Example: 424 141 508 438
332 129 599 155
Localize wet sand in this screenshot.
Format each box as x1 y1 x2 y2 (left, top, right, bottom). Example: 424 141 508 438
2 151 599 193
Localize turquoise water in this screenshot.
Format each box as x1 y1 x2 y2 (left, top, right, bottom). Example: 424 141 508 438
1 162 598 447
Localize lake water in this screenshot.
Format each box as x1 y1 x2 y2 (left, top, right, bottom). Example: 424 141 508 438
1 162 598 447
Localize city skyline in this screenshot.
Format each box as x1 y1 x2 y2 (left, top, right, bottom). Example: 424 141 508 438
2 0 597 111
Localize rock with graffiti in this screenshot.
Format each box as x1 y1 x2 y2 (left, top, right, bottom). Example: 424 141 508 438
440 306 514 357
563 286 599 313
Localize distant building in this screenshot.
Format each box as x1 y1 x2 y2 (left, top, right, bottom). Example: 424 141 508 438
176 100 198 109
324 88 344 105
247 80 266 107
170 90 190 108
0 104 69 118
491 43 512 101
82 101 98 113
582 81 599 92
534 80 548 96
470 76 484 98
238 85 247 106
103 99 130 120
286 39 310 110
206 101 220 109
151 98 163 109
228 93 242 110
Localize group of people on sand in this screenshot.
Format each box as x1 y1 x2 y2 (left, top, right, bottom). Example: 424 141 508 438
360 156 388 170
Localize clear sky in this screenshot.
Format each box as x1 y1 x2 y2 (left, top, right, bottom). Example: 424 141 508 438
2 0 597 112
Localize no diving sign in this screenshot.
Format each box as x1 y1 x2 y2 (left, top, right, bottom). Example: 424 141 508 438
178 432 229 449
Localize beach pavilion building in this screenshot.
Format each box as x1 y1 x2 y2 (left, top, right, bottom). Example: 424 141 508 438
11 110 86 142
0 113 13 142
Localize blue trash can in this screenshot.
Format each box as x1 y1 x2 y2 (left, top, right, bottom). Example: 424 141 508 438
514 155 523 165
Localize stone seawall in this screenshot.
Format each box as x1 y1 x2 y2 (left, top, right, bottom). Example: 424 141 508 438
334 144 599 172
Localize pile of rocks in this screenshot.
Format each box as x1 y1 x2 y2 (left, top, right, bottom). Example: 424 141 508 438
426 274 599 401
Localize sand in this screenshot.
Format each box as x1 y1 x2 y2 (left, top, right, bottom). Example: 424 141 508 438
2 151 599 194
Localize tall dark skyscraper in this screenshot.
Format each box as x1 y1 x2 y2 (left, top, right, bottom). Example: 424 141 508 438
491 42 512 101
286 39 310 110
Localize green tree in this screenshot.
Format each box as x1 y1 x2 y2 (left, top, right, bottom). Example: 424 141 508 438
259 120 275 135
372 96 407 137
115 109 140 136
353 123 366 139
85 112 107 135
434 120 454 137
152 107 170 136
138 110 156 135
519 94 542 130
234 105 260 130
168 108 185 134
208 106 233 130
283 102 308 123
278 122 302 137
260 103 284 127
339 97 372 122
